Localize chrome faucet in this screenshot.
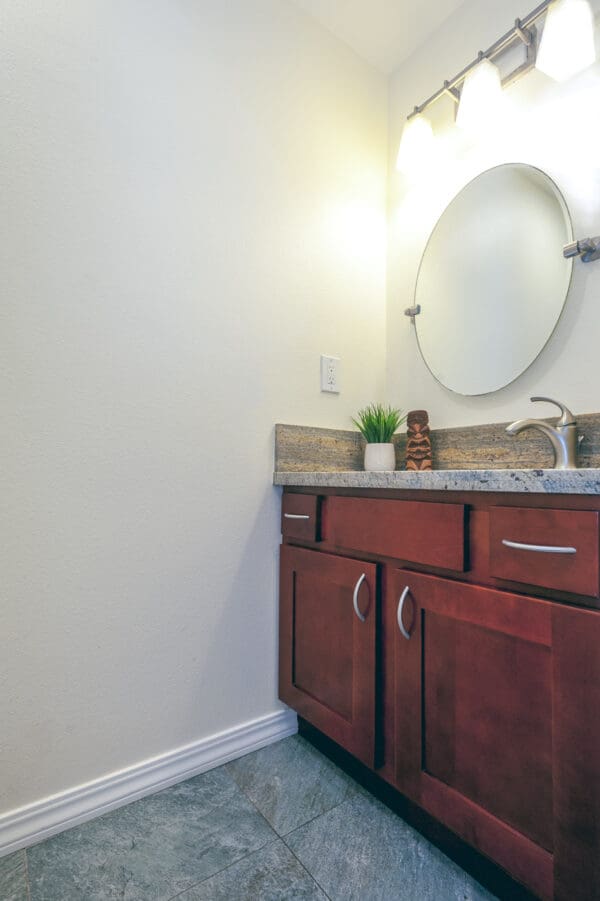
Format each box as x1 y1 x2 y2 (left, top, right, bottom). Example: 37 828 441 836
506 397 579 470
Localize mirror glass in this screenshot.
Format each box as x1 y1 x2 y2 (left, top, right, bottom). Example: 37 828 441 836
413 163 573 396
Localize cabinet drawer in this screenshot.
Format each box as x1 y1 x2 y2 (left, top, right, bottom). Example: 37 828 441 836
325 496 466 570
489 506 600 598
281 494 319 541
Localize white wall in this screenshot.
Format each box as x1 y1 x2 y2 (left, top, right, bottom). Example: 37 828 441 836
1 0 387 815
387 0 600 427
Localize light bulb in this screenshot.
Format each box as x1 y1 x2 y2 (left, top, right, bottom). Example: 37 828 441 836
456 58 505 133
395 113 435 173
536 0 596 81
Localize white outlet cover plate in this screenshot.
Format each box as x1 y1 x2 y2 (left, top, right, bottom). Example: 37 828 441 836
320 355 340 393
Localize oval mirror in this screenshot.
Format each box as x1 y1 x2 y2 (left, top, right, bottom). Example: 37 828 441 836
413 163 573 396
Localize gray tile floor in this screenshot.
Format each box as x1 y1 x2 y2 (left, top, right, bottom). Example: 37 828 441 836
1 735 496 901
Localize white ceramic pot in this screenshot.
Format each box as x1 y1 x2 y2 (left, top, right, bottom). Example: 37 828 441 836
364 443 396 472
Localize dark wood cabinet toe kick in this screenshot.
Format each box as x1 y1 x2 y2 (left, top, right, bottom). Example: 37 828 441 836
278 487 600 901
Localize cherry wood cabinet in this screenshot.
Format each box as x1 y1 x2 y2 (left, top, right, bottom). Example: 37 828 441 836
489 506 600 597
324 495 467 570
390 570 554 899
279 488 600 900
279 545 377 767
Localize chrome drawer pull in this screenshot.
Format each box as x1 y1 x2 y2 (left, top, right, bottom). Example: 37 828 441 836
284 513 310 520
352 573 367 623
397 586 411 640
502 539 576 555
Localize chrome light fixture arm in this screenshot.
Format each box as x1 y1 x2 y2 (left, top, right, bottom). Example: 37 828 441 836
397 0 597 174
405 2 552 123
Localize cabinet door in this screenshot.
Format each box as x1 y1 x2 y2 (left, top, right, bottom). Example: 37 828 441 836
390 569 554 900
279 545 377 766
553 603 600 901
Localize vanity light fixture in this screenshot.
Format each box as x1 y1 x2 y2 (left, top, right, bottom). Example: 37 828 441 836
455 56 504 132
395 111 435 173
536 0 596 81
396 0 597 173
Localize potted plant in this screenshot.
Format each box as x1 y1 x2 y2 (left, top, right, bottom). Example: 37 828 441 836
352 404 406 472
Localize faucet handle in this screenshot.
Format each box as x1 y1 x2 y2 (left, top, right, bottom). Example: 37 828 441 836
530 396 576 427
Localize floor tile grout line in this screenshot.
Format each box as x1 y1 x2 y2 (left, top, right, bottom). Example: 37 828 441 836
283 840 333 901
222 746 362 840
215 770 334 898
164 838 281 901
231 782 289 840
219 766 282 839
222 733 362 839
164 770 280 901
278 792 357 841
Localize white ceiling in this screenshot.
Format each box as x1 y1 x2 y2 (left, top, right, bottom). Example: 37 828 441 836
290 0 467 74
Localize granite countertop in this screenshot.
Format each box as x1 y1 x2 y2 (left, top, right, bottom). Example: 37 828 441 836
273 469 600 494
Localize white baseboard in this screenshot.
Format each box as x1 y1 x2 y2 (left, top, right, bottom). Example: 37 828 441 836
0 708 297 859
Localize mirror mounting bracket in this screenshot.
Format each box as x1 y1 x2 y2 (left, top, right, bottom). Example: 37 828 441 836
404 304 421 320
563 237 600 264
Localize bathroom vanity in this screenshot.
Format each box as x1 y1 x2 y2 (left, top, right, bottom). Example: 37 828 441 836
276 475 600 901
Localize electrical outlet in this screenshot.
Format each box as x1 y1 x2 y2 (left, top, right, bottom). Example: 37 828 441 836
320 355 340 393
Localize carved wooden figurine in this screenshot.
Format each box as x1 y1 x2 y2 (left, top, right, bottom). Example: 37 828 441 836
406 410 432 471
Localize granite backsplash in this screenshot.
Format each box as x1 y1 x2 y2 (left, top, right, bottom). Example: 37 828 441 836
275 414 600 473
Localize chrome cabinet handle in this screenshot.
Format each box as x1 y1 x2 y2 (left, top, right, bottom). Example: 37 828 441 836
283 513 310 520
352 573 367 623
397 586 411 640
502 539 576 555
